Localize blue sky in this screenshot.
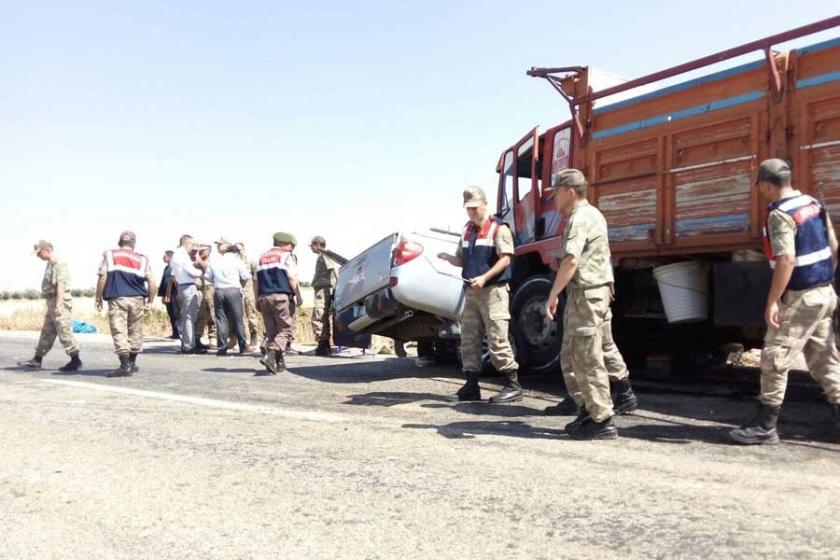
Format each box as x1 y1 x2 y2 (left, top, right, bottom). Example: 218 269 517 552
2 1 839 290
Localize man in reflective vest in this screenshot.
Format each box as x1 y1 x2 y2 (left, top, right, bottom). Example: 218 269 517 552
254 232 303 375
438 186 521 403
730 159 840 444
95 231 156 377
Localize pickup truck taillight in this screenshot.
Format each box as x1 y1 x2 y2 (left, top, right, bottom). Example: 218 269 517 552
392 240 423 268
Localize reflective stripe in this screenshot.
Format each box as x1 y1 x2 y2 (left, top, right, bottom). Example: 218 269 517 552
257 260 291 272
796 246 832 267
777 194 813 213
768 247 832 269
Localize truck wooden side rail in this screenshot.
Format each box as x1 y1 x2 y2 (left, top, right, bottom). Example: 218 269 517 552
496 17 840 374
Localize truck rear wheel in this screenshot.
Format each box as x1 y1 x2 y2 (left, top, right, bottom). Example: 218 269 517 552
511 275 563 373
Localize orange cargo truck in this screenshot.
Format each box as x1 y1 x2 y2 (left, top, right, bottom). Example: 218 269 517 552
497 17 840 374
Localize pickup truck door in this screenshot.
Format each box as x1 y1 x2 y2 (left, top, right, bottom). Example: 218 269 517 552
497 127 539 245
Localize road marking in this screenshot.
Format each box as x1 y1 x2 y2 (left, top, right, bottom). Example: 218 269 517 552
43 379 344 423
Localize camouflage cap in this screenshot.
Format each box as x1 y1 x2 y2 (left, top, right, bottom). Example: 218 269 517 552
756 158 791 184
273 232 297 246
546 169 588 198
311 235 327 246
119 230 136 244
33 240 53 254
463 186 487 208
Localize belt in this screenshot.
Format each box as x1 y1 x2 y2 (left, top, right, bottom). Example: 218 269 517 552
177 282 195 287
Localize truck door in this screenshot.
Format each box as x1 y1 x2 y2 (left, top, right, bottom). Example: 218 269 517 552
497 127 539 245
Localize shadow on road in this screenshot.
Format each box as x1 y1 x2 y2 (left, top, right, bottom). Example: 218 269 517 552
422 402 546 417
288 359 459 384
50 369 112 378
343 392 451 407
402 419 567 440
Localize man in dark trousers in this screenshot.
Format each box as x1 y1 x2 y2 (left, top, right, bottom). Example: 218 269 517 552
158 250 179 339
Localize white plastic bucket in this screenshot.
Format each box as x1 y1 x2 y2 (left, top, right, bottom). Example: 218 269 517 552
652 261 709 323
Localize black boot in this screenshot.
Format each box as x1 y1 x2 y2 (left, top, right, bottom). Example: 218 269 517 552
107 354 133 378
19 355 43 369
570 416 619 440
276 352 287 372
611 376 639 415
544 398 580 416
58 352 82 372
315 340 331 357
128 352 139 373
729 404 781 445
449 374 481 402
564 407 590 433
828 403 840 435
489 371 523 404
257 350 277 375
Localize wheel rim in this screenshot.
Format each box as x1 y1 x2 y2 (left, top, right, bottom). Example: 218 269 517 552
519 295 558 350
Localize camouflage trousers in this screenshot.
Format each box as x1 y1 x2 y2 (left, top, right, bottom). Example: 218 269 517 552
460 284 518 374
760 285 840 407
196 284 216 345
258 293 295 353
563 285 615 422
36 299 79 357
108 296 146 354
312 288 333 342
242 280 261 339
561 309 629 408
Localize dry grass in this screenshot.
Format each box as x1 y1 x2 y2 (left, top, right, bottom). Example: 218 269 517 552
0 298 319 344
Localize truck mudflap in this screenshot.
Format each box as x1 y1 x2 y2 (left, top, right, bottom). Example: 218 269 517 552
334 233 397 313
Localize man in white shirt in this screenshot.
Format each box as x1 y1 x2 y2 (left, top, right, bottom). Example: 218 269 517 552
207 238 252 355
170 234 208 353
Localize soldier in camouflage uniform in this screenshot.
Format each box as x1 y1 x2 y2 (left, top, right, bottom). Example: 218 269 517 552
730 159 840 444
236 242 262 347
310 235 341 356
545 169 636 439
544 316 637 417
194 244 216 350
438 186 521 403
19 240 82 371
95 231 156 377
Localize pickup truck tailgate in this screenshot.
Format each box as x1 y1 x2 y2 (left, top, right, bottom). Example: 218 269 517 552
334 233 397 313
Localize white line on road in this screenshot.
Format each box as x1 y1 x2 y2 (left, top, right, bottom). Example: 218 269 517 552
43 379 345 423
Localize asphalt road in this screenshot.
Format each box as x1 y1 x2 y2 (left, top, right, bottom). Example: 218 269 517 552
1 333 839 560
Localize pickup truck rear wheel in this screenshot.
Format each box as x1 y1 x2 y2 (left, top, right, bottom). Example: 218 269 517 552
511 275 563 373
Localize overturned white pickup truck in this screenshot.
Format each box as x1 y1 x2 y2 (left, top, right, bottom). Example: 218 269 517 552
333 229 467 361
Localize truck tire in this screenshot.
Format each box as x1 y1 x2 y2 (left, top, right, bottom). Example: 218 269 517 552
511 275 563 373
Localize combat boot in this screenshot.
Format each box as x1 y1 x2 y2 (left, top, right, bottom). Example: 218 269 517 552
275 352 287 373
544 398 579 416
449 373 481 402
489 371 523 404
128 352 139 373
611 376 639 415
564 407 590 433
257 351 278 376
828 403 840 436
107 354 133 378
19 355 43 369
569 416 618 440
315 340 331 357
729 404 780 445
58 352 82 372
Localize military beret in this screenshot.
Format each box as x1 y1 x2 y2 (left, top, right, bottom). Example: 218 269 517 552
273 232 297 246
